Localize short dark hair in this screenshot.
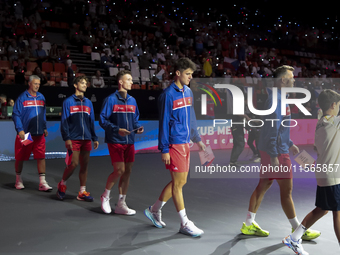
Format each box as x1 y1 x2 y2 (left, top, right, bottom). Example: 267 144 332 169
318 89 340 113
73 75 88 85
273 65 294 78
174 58 196 73
117 70 131 83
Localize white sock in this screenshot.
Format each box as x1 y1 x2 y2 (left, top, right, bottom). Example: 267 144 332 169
102 189 110 198
151 200 166 212
118 194 126 205
291 224 307 241
289 217 300 230
39 173 46 184
80 186 86 193
179 208 189 226
61 179 67 186
245 211 256 226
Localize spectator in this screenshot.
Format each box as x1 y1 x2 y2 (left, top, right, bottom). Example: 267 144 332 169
91 70 105 88
66 59 74 87
32 43 48 68
14 66 25 85
33 66 48 86
101 49 114 70
112 51 122 66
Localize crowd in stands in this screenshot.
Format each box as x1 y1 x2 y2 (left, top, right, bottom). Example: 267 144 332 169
1 0 340 118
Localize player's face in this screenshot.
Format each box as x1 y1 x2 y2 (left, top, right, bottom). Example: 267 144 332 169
120 74 133 91
29 79 40 93
74 79 87 93
177 68 194 86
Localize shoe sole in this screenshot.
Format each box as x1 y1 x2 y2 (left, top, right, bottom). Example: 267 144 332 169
144 209 163 228
15 186 25 190
282 239 301 255
76 196 93 202
240 228 269 237
179 228 202 237
39 188 53 192
115 210 136 216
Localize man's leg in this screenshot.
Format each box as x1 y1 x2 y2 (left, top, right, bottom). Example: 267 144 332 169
56 151 80 199
230 125 245 164
118 162 133 196
241 178 273 236
15 160 24 189
62 151 81 181
276 178 296 220
78 151 90 187
170 171 188 212
76 151 93 201
333 211 340 242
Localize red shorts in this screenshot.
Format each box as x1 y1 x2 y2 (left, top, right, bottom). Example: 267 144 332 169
15 135 46 161
108 144 135 164
71 140 92 151
165 143 190 172
259 150 293 179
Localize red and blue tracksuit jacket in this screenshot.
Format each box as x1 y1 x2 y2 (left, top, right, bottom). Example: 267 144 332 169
99 90 141 144
12 90 47 136
258 88 294 157
60 94 98 142
158 82 201 153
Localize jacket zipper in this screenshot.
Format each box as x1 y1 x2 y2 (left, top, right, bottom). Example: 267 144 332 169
81 99 84 139
125 98 129 144
182 89 190 143
34 97 38 134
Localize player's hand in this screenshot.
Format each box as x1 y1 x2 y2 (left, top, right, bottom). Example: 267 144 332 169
65 140 72 150
43 129 48 137
197 141 206 151
162 153 170 165
289 144 299 155
270 157 279 167
136 126 144 134
118 128 131 137
18 131 25 140
93 141 99 150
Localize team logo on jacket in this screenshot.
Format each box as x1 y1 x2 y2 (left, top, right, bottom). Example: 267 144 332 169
113 105 136 113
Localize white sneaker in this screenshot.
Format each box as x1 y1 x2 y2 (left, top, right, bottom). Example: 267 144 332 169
114 202 136 215
282 234 309 255
144 206 166 228
179 220 204 237
39 182 53 192
254 157 261 163
15 180 25 190
101 195 112 214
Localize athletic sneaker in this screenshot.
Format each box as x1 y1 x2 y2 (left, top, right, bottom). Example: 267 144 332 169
101 195 112 214
229 162 241 167
77 191 94 202
15 180 25 190
179 220 204 237
292 228 321 241
282 234 309 255
254 157 261 163
114 202 136 215
144 206 166 228
39 181 53 192
56 182 67 200
240 221 270 237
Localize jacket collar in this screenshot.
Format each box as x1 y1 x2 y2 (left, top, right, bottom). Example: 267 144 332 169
114 90 131 101
72 94 87 101
170 81 187 92
25 90 41 98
